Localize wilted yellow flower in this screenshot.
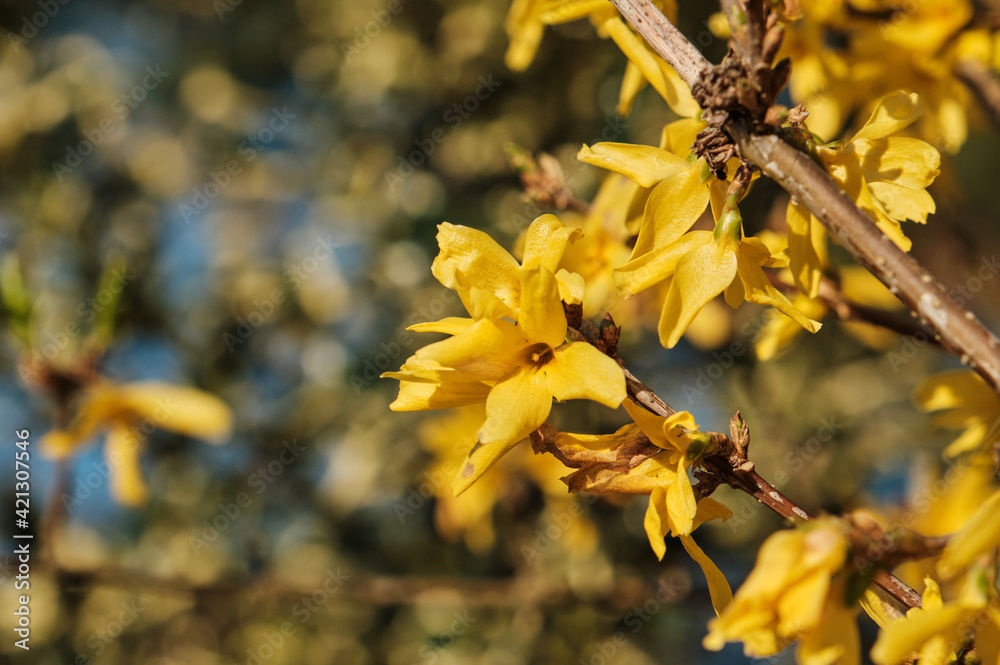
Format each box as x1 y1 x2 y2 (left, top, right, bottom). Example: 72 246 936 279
704 520 859 665
42 380 232 506
914 370 1000 458
788 92 940 296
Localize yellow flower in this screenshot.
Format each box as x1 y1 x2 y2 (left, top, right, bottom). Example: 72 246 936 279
386 215 626 493
432 214 583 320
937 487 1000 580
870 577 995 665
503 0 698 117
623 399 709 545
788 92 940 296
419 404 600 557
41 380 233 506
614 208 821 348
914 370 1000 458
578 118 726 239
704 520 860 665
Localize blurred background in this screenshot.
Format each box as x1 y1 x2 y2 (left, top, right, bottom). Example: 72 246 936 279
1 0 1000 663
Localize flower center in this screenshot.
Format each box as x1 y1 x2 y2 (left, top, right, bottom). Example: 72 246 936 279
526 342 555 367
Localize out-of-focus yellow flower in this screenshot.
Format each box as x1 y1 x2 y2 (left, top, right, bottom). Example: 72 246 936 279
419 404 600 557
704 520 859 665
788 92 940 296
914 370 1000 458
386 215 626 494
870 577 996 665
503 0 696 117
41 381 232 506
937 487 1000 580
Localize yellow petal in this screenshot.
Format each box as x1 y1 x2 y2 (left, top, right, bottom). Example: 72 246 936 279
602 17 700 118
870 604 978 665
521 214 583 273
868 183 935 224
518 266 567 348
736 241 822 335
577 142 684 188
692 497 733 529
547 342 625 408
623 398 670 449
616 61 647 116
407 317 475 335
679 534 733 615
106 423 149 507
849 137 940 190
798 595 859 665
555 268 585 305
937 487 1000 579
539 0 612 24
614 230 712 297
479 364 551 444
658 240 738 348
665 462 697 535
659 118 705 154
786 201 825 298
118 382 232 443
504 0 545 71
861 589 903 629
40 430 87 459
644 486 670 560
431 222 521 313
850 91 922 142
631 166 710 258
451 436 524 496
415 318 527 381
388 377 491 411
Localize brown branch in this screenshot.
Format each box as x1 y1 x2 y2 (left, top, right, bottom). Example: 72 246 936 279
615 364 926 609
609 0 1000 395
955 59 1000 133
767 272 944 346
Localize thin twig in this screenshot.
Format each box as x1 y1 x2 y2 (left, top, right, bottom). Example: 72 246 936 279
609 0 1000 393
620 365 925 609
767 273 943 346
955 59 1000 133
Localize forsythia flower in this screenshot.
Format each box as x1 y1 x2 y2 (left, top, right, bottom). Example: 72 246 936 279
704 520 860 665
914 369 1000 458
871 577 1000 665
385 215 627 494
42 380 233 506
788 92 940 296
615 206 821 348
578 118 726 240
936 487 1000 580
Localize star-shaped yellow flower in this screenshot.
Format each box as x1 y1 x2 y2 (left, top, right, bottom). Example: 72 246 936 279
41 380 233 506
385 215 626 494
914 369 1000 458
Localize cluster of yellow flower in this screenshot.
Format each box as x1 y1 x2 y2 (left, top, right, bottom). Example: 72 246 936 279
383 0 1000 663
